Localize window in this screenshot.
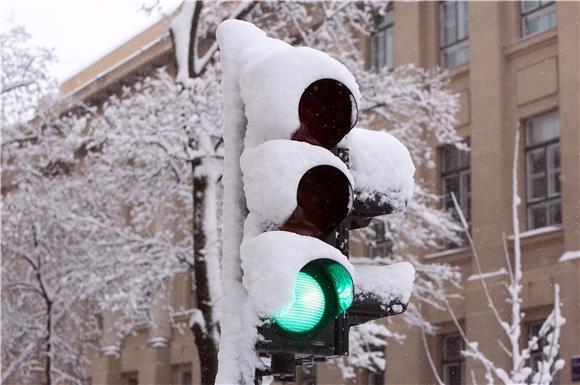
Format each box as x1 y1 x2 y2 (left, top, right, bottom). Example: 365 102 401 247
524 111 561 230
297 366 316 385
364 344 386 385
121 372 138 385
441 333 464 385
182 372 192 385
528 320 560 385
441 145 471 225
521 1 556 37
371 8 394 70
440 1 469 68
171 364 193 385
368 219 393 258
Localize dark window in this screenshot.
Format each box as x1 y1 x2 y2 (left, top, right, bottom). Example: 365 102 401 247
182 372 192 385
371 8 394 70
441 333 464 385
524 111 561 230
441 144 470 229
521 1 556 37
440 1 469 68
121 372 138 385
368 219 393 258
298 365 316 385
365 344 386 385
527 320 559 385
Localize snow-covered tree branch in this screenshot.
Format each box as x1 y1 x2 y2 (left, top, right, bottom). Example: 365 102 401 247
426 131 566 385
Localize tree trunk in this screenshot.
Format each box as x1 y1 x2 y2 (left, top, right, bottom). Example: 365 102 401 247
191 159 220 385
45 302 52 385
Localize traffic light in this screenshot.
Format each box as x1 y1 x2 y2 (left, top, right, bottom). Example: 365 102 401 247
217 20 416 384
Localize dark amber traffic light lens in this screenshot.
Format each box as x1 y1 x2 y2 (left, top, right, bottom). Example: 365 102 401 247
280 165 352 238
294 79 358 149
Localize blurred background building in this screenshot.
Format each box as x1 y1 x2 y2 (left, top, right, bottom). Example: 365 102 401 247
56 1 579 384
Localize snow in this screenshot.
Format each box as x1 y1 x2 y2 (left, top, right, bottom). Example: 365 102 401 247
467 268 507 282
353 262 415 305
507 225 562 240
216 19 259 385
424 247 469 259
237 31 360 148
241 231 354 317
169 2 195 83
560 250 580 262
241 139 353 230
343 128 415 210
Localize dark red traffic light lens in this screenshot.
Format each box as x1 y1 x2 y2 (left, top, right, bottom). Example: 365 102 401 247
280 165 352 239
293 79 358 149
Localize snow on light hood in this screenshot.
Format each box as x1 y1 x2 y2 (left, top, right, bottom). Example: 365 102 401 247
240 139 353 228
237 37 361 148
241 231 355 317
353 262 415 305
342 128 415 209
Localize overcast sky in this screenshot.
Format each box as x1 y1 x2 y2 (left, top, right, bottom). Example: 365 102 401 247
1 0 182 82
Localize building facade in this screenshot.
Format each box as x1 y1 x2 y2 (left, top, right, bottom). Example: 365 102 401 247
350 2 579 385
59 2 579 384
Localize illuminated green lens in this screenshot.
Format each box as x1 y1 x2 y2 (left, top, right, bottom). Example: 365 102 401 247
325 263 353 313
274 271 325 333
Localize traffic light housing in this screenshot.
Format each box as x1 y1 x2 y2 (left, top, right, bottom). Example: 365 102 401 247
217 19 416 383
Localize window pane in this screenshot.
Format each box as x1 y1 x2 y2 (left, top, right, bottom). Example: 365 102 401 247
527 148 546 174
530 176 547 200
457 2 469 39
548 143 560 169
442 40 469 68
443 175 460 200
522 0 540 14
522 2 556 37
460 171 471 222
386 27 394 69
526 112 559 146
443 335 463 360
549 201 562 225
443 363 463 385
441 2 457 45
529 205 548 229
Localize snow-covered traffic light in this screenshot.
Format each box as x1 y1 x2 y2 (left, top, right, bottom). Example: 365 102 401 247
217 20 416 384
238 47 359 357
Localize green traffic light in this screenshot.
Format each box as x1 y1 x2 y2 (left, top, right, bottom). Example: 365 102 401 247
274 271 326 334
272 260 353 335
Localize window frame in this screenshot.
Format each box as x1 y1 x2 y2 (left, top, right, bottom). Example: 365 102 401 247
523 111 561 230
527 320 560 385
371 7 395 71
367 219 393 259
520 0 557 37
439 1 470 69
441 333 465 385
440 144 471 224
